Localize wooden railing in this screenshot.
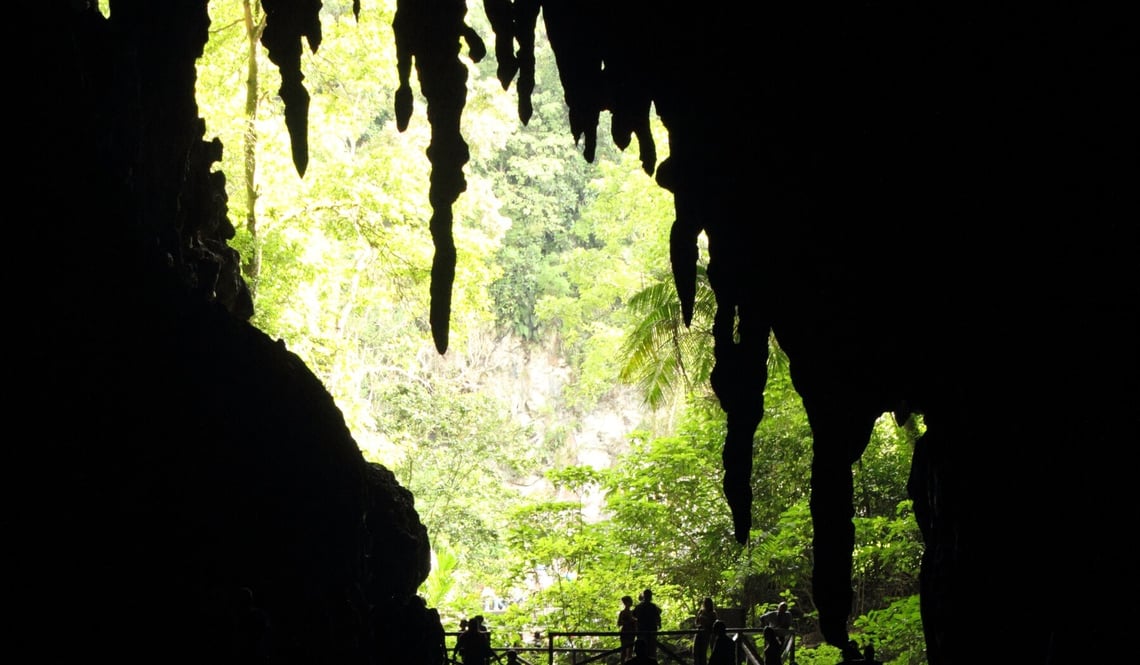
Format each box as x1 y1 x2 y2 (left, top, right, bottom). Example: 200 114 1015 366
446 628 796 665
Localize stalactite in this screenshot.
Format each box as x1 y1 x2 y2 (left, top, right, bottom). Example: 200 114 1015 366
259 0 322 177
391 0 487 353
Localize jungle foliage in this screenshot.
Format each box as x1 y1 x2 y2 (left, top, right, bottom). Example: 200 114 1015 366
196 2 926 663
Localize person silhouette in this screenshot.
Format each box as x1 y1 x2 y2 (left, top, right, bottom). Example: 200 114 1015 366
706 620 734 665
862 643 880 663
693 597 717 665
758 602 792 658
758 602 791 633
618 595 638 662
707 620 735 665
632 589 662 658
228 586 271 665
454 616 499 665
623 638 658 665
425 606 448 665
761 627 782 665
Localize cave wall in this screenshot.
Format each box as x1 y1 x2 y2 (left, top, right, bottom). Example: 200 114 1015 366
12 2 1136 664
15 2 435 664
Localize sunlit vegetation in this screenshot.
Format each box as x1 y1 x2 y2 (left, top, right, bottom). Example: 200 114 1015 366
196 2 926 662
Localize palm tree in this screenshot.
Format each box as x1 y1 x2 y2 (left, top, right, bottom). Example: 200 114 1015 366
619 265 788 409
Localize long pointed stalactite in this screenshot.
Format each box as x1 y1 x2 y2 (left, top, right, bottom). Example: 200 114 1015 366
259 0 322 177
392 0 485 353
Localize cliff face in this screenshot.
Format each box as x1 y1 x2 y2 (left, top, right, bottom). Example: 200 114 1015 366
13 2 1136 665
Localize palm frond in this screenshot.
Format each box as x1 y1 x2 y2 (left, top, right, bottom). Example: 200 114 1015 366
620 266 717 408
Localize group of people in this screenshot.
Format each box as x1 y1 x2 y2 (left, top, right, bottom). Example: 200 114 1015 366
616 589 663 663
453 615 500 665
690 597 736 665
622 591 793 665
456 593 793 665
758 602 792 665
691 598 794 665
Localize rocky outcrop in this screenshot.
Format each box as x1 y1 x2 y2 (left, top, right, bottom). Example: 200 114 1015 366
14 3 435 664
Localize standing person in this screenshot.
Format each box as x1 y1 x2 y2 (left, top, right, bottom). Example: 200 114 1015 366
758 602 791 634
454 616 499 665
707 620 735 665
453 617 479 665
423 606 448 665
761 628 782 665
223 586 271 665
758 602 792 660
618 595 638 662
623 639 658 665
632 589 662 658
693 597 717 665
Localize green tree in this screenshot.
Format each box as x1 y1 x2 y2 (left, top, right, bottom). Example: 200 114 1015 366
479 26 599 343
619 264 716 409
535 127 674 413
495 466 663 649
373 376 539 567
